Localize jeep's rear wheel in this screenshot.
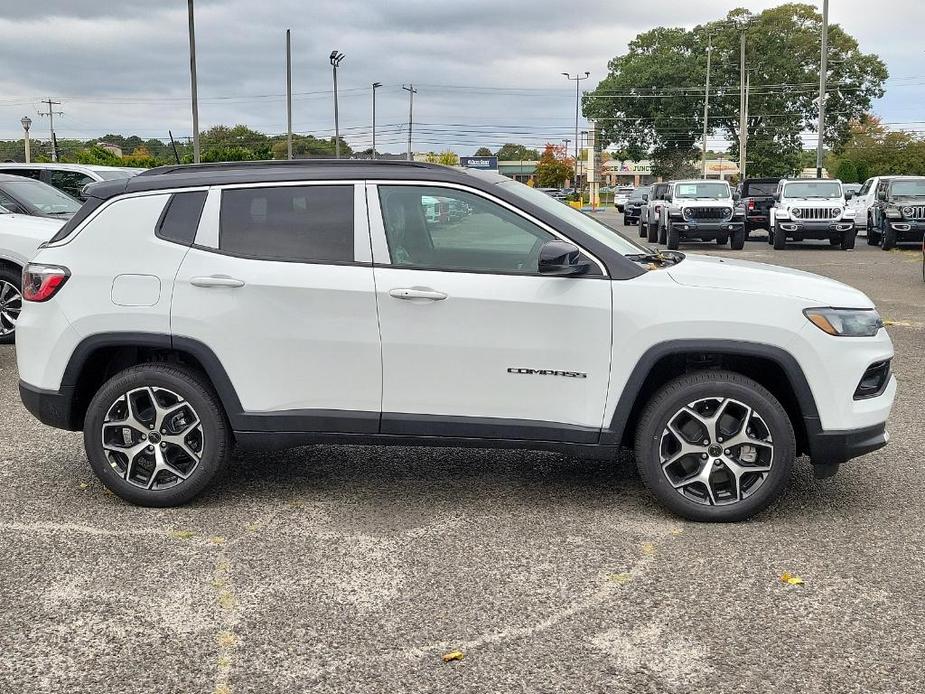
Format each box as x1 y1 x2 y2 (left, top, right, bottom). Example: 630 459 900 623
84 364 231 507
634 371 795 522
0 267 23 345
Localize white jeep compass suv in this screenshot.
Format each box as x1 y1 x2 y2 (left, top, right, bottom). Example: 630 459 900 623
16 161 896 521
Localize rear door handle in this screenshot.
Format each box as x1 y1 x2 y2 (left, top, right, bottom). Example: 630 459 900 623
389 287 447 301
190 275 245 288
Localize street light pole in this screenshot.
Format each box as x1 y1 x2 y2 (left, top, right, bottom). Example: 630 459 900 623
286 29 293 160
702 37 713 178
330 51 345 159
372 82 382 160
20 116 31 164
187 0 200 163
562 71 590 189
815 0 829 178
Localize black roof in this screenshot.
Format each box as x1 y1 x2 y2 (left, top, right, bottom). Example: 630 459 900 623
85 159 478 201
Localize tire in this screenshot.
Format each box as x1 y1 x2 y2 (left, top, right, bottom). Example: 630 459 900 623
83 363 231 507
638 217 647 238
658 217 668 245
840 228 857 250
729 228 746 250
0 265 23 345
866 214 880 245
633 370 795 522
772 224 787 250
647 215 659 244
881 221 897 250
666 222 680 250
829 237 841 246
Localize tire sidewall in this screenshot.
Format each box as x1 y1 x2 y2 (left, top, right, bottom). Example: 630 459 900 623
0 265 21 345
635 373 795 522
84 365 230 507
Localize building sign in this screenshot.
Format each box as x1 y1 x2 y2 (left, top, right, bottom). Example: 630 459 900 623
607 160 653 174
460 156 498 171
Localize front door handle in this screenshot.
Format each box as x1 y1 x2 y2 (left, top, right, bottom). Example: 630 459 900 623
389 287 448 301
190 275 245 288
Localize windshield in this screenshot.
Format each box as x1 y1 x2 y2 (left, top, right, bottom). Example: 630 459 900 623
742 181 778 196
889 179 925 197
3 180 80 215
783 181 842 199
93 169 141 180
499 180 648 255
674 182 730 199
629 186 651 199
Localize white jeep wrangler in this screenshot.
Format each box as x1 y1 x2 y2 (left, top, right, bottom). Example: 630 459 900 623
770 179 857 250
661 180 746 250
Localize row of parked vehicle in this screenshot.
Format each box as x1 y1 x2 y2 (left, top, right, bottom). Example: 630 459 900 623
616 176 925 253
0 163 143 342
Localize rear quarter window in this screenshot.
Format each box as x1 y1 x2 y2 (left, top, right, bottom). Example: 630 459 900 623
156 191 207 246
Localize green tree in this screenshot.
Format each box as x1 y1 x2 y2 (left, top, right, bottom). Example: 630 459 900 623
473 147 493 156
584 3 887 178
495 143 540 161
269 134 351 159
534 144 574 187
423 151 460 165
827 116 925 178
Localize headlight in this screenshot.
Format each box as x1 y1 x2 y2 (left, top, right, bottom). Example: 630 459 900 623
791 207 802 218
831 207 842 217
682 207 692 220
902 206 914 217
803 308 883 337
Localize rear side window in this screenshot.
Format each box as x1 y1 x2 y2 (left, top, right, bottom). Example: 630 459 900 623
219 185 354 263
156 191 207 246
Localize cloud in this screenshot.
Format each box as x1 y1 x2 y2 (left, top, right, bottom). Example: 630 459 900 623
0 0 917 154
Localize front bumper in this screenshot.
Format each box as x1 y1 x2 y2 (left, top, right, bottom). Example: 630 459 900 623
886 219 925 241
776 218 855 239
805 419 889 466
669 218 744 238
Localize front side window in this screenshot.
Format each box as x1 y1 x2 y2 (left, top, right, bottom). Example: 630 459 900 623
49 170 95 199
378 186 553 274
219 185 354 263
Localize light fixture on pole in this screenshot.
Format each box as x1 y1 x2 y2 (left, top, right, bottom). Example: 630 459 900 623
330 50 345 158
20 116 31 164
371 82 382 160
562 71 590 189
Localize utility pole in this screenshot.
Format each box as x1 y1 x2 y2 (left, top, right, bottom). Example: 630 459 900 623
38 99 63 162
286 29 293 160
403 84 417 161
371 82 382 159
702 37 712 178
187 0 200 163
816 0 829 179
739 32 747 182
330 51 345 158
562 72 590 190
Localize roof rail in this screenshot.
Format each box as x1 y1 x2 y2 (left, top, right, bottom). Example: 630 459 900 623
139 159 439 176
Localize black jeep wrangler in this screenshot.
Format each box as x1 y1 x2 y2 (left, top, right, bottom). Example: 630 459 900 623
739 177 780 237
867 176 925 250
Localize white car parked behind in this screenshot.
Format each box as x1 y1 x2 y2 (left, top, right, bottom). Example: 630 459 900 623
0 208 65 342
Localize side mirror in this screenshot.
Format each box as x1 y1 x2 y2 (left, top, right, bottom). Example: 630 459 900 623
538 240 590 276
845 191 854 200
642 194 649 201
773 193 781 203
732 192 741 202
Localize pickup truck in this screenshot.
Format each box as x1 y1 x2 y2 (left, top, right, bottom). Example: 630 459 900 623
738 178 780 238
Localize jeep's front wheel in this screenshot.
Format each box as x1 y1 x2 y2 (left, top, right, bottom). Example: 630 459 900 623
666 222 680 250
729 228 746 250
84 364 231 507
772 224 787 249
633 371 795 522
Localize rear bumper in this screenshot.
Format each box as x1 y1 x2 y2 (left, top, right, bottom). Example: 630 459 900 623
805 419 889 466
19 380 80 431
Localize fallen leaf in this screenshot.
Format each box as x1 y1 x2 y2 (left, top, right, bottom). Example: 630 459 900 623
78 482 89 490
442 650 464 663
209 536 226 545
168 529 196 540
641 542 656 556
670 528 684 536
780 571 804 586
607 572 633 584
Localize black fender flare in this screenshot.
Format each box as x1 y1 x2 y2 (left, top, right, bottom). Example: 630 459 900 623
600 339 820 446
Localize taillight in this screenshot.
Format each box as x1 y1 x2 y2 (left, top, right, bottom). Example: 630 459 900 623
748 200 755 210
22 263 70 302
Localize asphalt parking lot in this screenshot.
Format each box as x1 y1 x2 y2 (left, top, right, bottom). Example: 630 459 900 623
1 214 923 694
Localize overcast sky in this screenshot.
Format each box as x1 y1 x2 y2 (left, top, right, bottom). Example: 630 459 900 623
0 0 921 154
